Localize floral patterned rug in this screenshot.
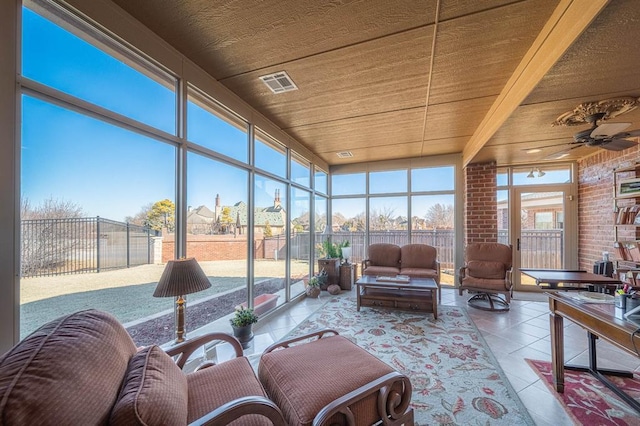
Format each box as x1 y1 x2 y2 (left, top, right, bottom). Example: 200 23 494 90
527 359 640 425
284 296 534 425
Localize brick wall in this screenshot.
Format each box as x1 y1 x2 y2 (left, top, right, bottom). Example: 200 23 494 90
161 234 257 263
464 162 497 244
578 147 640 270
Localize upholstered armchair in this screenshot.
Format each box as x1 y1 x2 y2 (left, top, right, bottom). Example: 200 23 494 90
458 242 513 311
0 309 285 425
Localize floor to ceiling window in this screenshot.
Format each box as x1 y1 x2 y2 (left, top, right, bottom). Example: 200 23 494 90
19 0 326 346
331 162 458 284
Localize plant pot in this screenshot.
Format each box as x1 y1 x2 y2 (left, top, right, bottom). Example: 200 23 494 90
231 324 254 349
306 286 321 298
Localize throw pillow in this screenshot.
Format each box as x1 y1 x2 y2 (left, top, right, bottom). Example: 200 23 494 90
110 345 188 425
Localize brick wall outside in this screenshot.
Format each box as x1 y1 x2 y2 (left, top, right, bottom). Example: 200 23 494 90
161 234 263 263
464 162 497 244
578 147 640 270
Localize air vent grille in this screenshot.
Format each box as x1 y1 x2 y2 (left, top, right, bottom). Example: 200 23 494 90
336 151 353 158
259 71 298 94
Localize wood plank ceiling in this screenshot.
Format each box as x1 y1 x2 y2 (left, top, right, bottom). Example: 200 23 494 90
111 0 640 168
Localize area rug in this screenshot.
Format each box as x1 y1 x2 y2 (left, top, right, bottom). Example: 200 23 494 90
283 296 534 425
527 359 640 425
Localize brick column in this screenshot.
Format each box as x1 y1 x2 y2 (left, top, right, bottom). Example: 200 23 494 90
464 162 497 245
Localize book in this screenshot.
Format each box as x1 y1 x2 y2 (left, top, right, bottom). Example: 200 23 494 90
376 275 411 283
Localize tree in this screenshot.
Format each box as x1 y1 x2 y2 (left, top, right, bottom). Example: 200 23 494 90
369 206 396 231
220 206 234 234
264 220 273 237
146 199 175 232
125 202 153 227
21 197 85 276
424 203 454 229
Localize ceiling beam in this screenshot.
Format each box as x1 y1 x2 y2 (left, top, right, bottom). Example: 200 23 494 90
462 0 610 167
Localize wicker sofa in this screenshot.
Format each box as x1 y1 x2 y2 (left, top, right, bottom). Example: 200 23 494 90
0 309 285 425
361 243 442 301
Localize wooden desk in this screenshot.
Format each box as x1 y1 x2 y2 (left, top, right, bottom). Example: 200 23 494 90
547 292 640 413
521 268 622 290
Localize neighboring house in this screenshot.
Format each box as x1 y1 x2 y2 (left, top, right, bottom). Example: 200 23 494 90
497 192 564 231
187 191 286 236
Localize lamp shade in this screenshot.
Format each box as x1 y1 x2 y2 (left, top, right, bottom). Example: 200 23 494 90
153 258 211 297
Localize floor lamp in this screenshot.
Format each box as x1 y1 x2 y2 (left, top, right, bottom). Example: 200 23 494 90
153 258 211 343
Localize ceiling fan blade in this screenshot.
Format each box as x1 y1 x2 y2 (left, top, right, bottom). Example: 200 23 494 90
601 138 638 151
590 122 631 139
615 129 640 138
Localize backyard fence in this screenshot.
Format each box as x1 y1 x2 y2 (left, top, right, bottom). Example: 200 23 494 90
21 217 155 278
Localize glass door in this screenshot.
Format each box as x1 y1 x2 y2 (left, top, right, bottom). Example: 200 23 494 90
513 185 577 290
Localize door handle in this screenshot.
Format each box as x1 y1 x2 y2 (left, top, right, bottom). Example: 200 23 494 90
517 238 520 251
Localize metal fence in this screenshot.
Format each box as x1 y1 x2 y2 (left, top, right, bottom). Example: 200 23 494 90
21 217 155 277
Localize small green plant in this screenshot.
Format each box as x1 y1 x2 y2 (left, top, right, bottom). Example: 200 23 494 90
307 276 320 287
230 306 258 327
320 239 340 258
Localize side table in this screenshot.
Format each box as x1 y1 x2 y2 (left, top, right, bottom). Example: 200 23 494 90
339 263 355 290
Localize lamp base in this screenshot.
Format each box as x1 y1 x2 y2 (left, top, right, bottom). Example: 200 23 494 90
175 295 186 343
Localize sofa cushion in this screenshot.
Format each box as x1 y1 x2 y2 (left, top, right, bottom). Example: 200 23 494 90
400 244 437 269
0 309 137 425
362 265 401 277
467 260 506 280
110 345 188 425
399 267 438 280
367 243 401 268
187 356 272 425
461 276 509 291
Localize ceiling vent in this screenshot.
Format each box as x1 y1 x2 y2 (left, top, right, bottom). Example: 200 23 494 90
259 71 298 94
336 151 353 158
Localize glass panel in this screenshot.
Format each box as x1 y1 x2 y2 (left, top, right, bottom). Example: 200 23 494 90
332 173 366 196
20 95 176 344
291 154 310 188
255 131 286 178
411 166 455 192
22 8 176 134
497 190 509 244
513 166 571 186
187 91 248 162
315 168 328 194
290 188 310 298
369 169 407 194
411 194 455 284
185 153 251 327
497 168 509 187
254 175 287 308
519 191 564 287
369 196 408 246
331 198 366 264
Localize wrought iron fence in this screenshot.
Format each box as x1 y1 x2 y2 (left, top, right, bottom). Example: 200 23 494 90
21 217 155 277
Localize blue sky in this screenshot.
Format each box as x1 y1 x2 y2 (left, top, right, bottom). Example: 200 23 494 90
21 7 285 221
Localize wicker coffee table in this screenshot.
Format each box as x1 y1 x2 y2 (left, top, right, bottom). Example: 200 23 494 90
356 275 438 319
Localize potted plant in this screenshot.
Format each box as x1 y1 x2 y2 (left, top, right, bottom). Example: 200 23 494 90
230 306 258 349
305 275 321 298
318 239 341 289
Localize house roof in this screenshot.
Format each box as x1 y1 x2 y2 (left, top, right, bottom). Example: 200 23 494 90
111 0 640 168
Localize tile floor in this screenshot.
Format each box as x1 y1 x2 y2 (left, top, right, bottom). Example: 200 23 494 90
206 287 640 425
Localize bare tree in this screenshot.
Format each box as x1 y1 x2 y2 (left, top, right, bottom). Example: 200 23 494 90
424 203 454 229
21 197 85 276
369 206 396 231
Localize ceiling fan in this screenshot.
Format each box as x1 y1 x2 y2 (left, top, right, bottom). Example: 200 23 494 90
531 97 640 154
565 112 640 151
